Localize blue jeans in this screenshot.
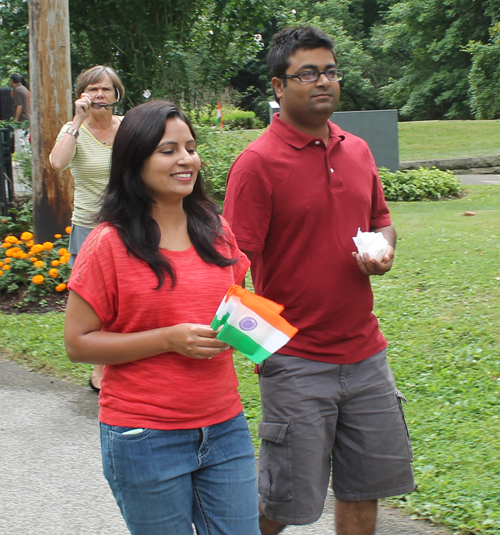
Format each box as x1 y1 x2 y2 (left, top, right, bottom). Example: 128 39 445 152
100 412 259 535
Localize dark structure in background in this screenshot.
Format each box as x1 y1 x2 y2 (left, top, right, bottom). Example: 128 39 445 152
330 109 399 173
0 87 14 217
269 103 399 172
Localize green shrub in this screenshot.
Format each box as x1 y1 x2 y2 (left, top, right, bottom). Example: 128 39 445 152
197 127 258 203
379 167 461 201
0 199 33 237
196 107 264 130
222 109 264 130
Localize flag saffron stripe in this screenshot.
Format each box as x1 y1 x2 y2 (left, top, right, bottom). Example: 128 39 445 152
239 291 296 337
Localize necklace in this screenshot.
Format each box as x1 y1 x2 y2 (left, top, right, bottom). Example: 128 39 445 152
86 118 115 146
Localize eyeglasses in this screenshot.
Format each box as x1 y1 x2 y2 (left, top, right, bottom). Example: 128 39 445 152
90 88 121 110
281 69 344 83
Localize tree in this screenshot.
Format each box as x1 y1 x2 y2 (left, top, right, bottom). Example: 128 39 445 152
69 0 269 111
373 0 497 120
0 0 30 83
467 21 500 119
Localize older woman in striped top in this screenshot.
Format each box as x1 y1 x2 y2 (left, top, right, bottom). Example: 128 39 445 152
50 65 125 392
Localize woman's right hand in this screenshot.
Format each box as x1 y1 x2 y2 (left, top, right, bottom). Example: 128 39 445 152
164 324 230 360
74 92 92 122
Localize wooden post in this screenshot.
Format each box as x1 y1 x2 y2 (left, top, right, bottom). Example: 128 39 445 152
29 0 73 243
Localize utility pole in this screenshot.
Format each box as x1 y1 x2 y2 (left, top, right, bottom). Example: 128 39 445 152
29 0 73 243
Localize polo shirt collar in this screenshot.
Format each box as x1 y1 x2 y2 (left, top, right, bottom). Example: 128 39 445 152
269 113 345 149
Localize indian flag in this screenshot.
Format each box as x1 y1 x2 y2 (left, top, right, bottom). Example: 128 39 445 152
211 285 298 364
216 100 224 129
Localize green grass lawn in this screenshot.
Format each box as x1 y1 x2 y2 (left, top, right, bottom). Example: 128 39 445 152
229 120 500 162
372 185 500 533
2 185 500 533
398 120 500 161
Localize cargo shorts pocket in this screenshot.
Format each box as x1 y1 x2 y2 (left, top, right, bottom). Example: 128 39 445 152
258 421 293 501
396 389 414 462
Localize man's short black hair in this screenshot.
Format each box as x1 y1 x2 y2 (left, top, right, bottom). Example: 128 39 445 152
267 26 335 79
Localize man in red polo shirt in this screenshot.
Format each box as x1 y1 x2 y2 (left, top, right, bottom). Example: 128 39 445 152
223 26 415 535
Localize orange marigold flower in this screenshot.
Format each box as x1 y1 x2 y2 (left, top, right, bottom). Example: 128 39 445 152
58 248 68 256
21 232 33 241
48 268 59 278
54 234 62 239
4 258 11 264
0 270 3 276
4 235 18 244
2 242 11 248
17 252 28 259
5 249 16 257
3 265 10 270
59 256 69 264
65 226 72 234
30 244 44 254
26 240 34 247
30 257 38 262
51 260 60 267
34 261 46 268
42 242 54 250
32 274 45 285
55 283 67 292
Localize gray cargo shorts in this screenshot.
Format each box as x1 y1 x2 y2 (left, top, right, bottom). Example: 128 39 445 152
257 349 416 526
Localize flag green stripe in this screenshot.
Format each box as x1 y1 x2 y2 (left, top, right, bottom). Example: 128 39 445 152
210 312 230 331
218 324 272 364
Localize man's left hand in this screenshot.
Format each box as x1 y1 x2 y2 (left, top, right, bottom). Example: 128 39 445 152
352 245 394 276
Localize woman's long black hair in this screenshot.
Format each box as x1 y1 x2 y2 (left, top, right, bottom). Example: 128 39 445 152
97 100 236 289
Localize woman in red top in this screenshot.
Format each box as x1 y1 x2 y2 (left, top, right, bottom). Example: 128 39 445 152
64 100 259 535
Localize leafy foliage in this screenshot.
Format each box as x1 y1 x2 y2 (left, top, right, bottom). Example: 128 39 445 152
467 39 500 120
379 167 461 201
0 199 33 237
0 0 29 83
197 127 259 203
69 0 269 111
373 0 499 120
3 0 500 120
196 108 264 130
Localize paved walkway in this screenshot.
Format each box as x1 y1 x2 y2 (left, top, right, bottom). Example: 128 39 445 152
0 355 451 535
458 173 500 185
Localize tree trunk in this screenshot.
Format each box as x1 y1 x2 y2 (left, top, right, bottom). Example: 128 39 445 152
29 0 73 243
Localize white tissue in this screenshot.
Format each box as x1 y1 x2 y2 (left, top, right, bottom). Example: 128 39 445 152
352 228 389 262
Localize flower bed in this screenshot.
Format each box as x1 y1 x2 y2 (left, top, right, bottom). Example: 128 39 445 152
0 226 72 306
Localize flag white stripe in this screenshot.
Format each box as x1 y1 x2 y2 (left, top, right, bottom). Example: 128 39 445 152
226 301 290 353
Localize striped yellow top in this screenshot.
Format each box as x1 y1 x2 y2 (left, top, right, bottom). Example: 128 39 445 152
52 118 123 228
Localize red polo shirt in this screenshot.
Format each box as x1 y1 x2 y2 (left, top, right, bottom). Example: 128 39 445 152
223 115 391 364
